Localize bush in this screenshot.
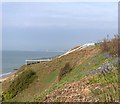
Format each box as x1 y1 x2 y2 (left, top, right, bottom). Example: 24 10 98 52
100 39 110 52
100 35 120 56
2 69 37 101
58 63 72 81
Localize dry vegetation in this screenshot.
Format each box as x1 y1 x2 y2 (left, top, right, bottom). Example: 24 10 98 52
2 35 119 102
2 45 99 102
100 35 120 56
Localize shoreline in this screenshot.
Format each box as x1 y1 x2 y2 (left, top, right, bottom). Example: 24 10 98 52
0 71 16 82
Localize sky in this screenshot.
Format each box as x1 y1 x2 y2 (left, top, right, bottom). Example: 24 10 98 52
2 2 118 51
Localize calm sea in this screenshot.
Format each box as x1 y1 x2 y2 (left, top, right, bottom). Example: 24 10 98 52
2 51 64 74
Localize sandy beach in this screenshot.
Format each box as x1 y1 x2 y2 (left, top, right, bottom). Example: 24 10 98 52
0 71 16 83
0 77 8 82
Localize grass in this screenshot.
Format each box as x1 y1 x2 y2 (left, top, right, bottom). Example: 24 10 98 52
88 70 118 85
87 52 119 102
43 69 58 83
35 50 119 102
1 46 97 102
91 83 119 102
2 69 37 101
88 68 119 102
58 62 73 81
34 51 108 101
2 44 119 102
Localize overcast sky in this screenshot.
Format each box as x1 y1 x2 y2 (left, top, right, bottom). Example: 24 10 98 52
2 2 118 51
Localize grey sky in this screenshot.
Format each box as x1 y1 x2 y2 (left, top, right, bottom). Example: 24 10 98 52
2 2 118 51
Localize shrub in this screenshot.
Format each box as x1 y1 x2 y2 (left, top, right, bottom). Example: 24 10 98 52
100 35 120 56
100 38 110 52
2 69 37 101
58 63 72 81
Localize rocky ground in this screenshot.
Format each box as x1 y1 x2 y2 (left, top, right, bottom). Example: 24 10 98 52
43 76 95 102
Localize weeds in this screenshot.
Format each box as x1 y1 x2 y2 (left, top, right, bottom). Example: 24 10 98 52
2 69 37 101
100 35 119 56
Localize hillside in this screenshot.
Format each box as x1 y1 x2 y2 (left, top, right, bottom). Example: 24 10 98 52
2 39 119 102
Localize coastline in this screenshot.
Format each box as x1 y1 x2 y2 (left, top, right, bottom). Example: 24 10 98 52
0 71 16 83
1 51 65 83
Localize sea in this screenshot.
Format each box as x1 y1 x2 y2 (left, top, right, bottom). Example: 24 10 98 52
1 51 64 77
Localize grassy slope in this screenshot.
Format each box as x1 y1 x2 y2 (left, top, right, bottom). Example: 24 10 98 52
2 45 98 102
2 45 119 102
34 46 119 102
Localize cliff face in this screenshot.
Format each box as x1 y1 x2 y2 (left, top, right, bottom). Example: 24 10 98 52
2 43 119 102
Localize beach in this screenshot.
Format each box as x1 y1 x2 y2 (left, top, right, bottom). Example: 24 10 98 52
0 71 16 83
0 77 8 82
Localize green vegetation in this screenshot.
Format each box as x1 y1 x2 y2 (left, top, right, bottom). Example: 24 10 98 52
58 63 72 81
89 70 118 85
34 48 119 102
2 69 37 101
89 70 119 102
44 69 58 83
2 36 119 102
34 52 106 101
